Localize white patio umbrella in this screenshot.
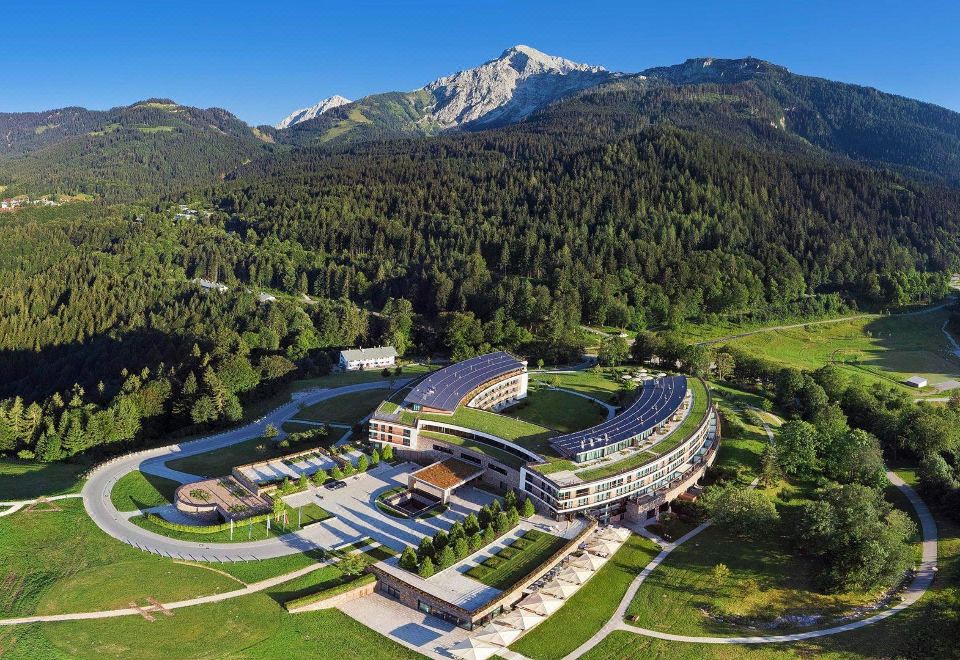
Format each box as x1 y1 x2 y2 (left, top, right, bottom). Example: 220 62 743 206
447 637 500 660
585 540 620 557
596 526 627 543
569 553 606 571
539 579 580 599
472 623 523 646
518 592 565 616
556 566 593 584
496 609 545 630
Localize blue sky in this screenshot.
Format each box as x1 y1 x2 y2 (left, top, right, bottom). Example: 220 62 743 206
3 0 958 126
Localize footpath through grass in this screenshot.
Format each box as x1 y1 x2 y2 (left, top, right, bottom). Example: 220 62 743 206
510 533 659 660
0 585 421 660
0 498 239 618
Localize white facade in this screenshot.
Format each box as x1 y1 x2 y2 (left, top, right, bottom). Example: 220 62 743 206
339 346 398 371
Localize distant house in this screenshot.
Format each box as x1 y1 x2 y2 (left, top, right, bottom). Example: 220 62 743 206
339 346 398 371
905 376 928 388
192 277 228 293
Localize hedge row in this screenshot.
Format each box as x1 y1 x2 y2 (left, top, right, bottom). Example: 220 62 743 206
283 574 376 611
146 512 271 534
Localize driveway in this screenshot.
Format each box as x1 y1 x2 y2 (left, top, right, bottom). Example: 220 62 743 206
81 380 409 562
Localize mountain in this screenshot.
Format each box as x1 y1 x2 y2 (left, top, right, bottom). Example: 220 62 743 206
276 45 614 144
530 56 960 185
275 95 351 129
0 99 275 201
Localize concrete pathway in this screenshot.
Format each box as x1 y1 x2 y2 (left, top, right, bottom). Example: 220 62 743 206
0 562 327 627
81 380 409 562
0 493 83 517
565 470 937 656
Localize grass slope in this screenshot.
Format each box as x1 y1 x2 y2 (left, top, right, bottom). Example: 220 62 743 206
294 388 387 424
510 534 659 660
717 309 960 394
0 499 238 618
0 459 88 500
109 470 180 512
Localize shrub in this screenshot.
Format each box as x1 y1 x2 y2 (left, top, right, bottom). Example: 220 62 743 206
370 448 380 466
453 537 469 559
312 468 328 485
433 529 449 551
357 454 369 472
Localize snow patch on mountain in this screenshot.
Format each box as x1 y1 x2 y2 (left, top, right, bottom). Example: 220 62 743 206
276 95 351 129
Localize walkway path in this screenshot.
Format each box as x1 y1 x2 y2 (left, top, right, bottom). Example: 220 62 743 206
0 493 83 518
0 561 327 627
566 470 937 656
81 380 408 562
546 386 617 419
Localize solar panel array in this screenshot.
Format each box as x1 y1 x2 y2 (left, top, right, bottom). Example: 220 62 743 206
404 351 525 412
550 375 688 458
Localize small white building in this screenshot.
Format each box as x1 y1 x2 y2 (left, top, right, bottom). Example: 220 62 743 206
257 292 277 303
905 376 928 388
339 346 398 371
192 277 228 293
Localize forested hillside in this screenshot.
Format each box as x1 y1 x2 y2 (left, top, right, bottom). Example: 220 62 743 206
222 124 956 329
0 100 273 202
2 58 960 465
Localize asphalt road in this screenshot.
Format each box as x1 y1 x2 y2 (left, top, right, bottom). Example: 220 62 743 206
81 379 406 562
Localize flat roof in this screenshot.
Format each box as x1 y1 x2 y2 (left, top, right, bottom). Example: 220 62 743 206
404 351 524 412
550 376 687 458
411 457 485 490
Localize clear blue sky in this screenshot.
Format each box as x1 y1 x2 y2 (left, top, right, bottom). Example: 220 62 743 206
4 0 958 126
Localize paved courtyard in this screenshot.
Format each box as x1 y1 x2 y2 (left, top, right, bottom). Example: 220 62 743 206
282 461 498 551
339 592 472 660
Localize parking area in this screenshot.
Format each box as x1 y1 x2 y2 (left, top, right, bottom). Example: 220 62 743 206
282 462 498 551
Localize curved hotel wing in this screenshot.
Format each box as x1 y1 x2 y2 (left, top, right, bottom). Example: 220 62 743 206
369 354 718 524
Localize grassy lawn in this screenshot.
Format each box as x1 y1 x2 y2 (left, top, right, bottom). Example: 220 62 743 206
410 406 556 454
466 529 567 590
282 420 328 434
201 550 328 584
581 631 803 659
110 470 181 512
0 458 89 500
715 309 960 395
532 369 624 401
504 388 608 433
0 498 240 618
510 534 659 660
419 430 527 470
294 388 387 424
0 591 421 660
165 435 328 478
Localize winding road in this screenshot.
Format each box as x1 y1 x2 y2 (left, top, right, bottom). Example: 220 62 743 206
565 470 938 656
81 379 407 563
